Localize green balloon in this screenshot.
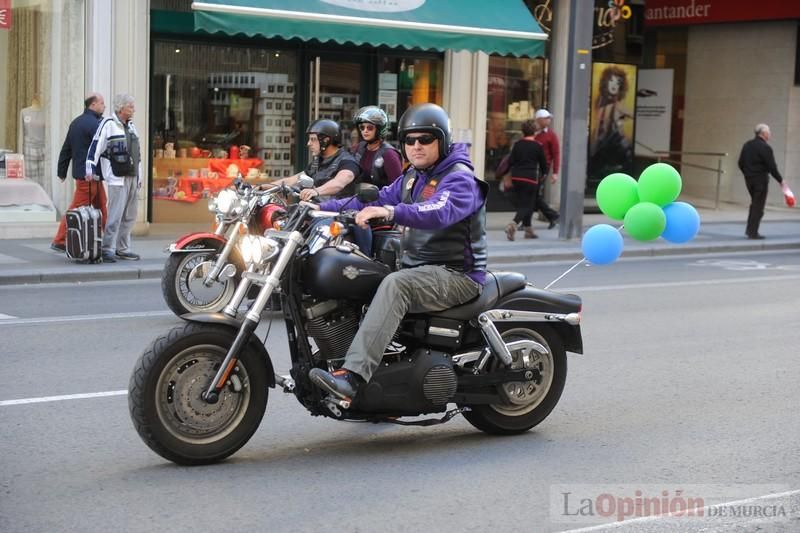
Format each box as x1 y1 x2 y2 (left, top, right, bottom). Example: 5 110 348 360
638 163 682 206
596 173 639 220
624 202 667 241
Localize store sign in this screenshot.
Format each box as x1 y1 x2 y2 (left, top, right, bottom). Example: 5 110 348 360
0 0 12 30
320 0 425 13
530 0 634 50
634 69 674 156
645 0 800 27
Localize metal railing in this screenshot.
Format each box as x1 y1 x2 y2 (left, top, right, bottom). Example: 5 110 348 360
635 142 728 209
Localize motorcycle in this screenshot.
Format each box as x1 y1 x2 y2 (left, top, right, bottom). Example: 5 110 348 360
160 177 292 316
129 186 583 465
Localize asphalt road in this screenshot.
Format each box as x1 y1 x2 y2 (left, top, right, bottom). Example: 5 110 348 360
1 250 799 533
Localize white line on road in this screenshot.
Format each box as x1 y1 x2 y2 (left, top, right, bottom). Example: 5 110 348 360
2 275 799 325
0 389 128 406
555 274 800 293
0 313 18 319
561 488 800 532
0 310 174 326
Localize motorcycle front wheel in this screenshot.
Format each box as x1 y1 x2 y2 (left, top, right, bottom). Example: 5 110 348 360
162 249 240 316
129 322 269 465
461 325 567 435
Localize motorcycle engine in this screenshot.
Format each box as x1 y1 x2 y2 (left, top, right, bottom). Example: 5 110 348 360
303 299 359 361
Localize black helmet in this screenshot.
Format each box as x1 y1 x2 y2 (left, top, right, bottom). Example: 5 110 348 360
354 106 389 139
397 103 452 161
306 119 341 151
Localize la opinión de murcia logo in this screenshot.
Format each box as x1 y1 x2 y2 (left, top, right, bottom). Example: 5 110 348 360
532 0 633 50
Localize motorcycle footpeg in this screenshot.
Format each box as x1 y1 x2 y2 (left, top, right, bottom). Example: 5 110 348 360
323 396 351 418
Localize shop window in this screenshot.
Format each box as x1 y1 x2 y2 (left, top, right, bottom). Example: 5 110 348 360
0 1 85 223
484 55 546 181
151 40 296 222
376 55 444 144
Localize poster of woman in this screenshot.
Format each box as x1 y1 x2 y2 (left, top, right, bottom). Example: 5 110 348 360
588 62 637 189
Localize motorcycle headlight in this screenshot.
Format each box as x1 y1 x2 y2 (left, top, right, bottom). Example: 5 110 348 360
238 235 279 266
215 189 237 215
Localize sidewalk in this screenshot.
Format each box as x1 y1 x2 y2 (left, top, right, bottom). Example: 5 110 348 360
0 202 798 285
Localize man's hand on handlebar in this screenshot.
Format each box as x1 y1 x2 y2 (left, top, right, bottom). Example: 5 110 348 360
299 188 320 202
355 206 391 229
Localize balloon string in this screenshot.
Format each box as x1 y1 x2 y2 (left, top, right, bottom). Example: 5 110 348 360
544 258 585 290
543 224 624 290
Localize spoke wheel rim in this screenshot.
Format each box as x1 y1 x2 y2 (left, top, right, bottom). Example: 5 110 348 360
155 344 251 444
490 328 554 417
174 253 235 312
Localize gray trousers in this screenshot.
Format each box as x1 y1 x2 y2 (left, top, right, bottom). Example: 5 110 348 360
103 179 138 254
343 265 481 381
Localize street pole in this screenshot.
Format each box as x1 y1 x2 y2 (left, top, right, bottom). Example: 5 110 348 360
555 0 593 240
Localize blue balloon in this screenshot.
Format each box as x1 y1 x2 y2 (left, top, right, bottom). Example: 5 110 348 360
661 202 700 243
581 224 624 265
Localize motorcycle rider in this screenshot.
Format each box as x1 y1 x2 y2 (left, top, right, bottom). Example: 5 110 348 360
309 103 488 401
271 119 360 201
352 105 403 187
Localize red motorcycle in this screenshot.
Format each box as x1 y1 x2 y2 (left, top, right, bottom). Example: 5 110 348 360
161 178 288 316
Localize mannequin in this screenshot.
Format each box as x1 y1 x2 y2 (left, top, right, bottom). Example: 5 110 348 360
19 95 46 192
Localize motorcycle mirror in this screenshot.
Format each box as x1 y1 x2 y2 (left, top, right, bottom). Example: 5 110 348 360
297 173 315 189
356 184 380 203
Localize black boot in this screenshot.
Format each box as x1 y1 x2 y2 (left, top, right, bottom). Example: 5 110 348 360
309 368 364 401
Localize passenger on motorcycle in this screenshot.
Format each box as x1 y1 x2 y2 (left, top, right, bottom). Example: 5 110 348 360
270 119 360 202
309 103 488 401
352 106 403 188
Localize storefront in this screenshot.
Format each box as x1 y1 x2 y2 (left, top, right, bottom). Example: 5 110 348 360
0 0 88 229
149 0 546 222
643 0 800 207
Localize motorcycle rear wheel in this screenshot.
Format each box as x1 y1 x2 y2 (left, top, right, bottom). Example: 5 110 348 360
162 250 240 316
129 322 269 465
461 325 566 435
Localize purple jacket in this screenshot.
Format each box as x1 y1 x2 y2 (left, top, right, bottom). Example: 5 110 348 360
321 144 484 229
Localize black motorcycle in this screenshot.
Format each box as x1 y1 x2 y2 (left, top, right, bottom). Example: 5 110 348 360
128 187 583 465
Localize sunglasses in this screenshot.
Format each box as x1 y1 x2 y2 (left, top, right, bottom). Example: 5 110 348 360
358 123 376 131
403 134 437 146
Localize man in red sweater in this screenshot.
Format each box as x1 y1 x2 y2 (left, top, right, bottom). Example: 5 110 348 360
533 109 561 228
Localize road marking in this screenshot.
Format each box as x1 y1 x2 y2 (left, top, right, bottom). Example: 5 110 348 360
555 274 800 293
0 390 128 407
0 310 174 326
561 488 800 532
0 313 18 319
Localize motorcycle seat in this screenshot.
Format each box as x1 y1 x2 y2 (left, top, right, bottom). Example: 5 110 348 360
428 271 527 321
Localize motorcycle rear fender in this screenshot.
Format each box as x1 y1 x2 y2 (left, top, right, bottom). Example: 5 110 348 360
167 232 227 253
180 312 276 387
494 286 583 355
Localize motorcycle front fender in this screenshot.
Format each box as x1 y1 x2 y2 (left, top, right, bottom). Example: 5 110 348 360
181 313 276 388
166 232 227 253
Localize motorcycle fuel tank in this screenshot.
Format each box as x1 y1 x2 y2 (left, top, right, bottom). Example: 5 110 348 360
303 246 390 301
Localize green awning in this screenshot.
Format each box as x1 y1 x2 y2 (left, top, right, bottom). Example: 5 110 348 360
191 0 546 57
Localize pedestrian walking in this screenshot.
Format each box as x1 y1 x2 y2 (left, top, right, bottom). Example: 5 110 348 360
502 119 549 240
86 94 142 263
533 109 560 228
50 93 106 252
738 123 785 239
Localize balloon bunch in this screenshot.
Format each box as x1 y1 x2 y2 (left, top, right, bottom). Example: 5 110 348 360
581 163 701 265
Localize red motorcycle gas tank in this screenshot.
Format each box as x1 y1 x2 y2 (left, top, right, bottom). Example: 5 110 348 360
257 204 286 233
303 246 390 301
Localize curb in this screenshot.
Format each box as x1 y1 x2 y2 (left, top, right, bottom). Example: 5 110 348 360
2 241 798 286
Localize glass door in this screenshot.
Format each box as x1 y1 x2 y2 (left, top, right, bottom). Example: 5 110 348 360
308 56 362 152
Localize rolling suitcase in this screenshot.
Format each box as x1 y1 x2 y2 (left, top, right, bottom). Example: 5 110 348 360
65 183 103 263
